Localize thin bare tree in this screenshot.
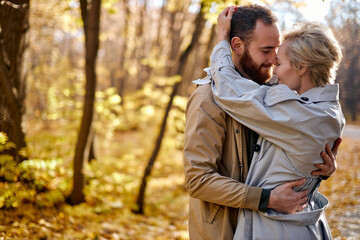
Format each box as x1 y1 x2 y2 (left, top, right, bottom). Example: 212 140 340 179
133 2 206 214
69 0 102 205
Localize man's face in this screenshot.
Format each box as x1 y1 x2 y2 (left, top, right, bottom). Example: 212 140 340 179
238 20 280 84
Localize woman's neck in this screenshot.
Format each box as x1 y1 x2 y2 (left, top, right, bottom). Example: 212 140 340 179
298 74 315 95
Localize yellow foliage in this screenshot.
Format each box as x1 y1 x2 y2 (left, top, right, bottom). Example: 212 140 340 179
203 0 256 25
140 105 155 117
173 96 187 110
0 132 8 145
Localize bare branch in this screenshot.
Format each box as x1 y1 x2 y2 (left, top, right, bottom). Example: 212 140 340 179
0 1 29 12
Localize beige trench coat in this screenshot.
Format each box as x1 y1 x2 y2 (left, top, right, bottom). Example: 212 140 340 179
210 40 345 239
183 83 263 240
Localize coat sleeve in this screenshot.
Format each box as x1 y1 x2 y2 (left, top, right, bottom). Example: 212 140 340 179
183 84 262 209
210 41 343 176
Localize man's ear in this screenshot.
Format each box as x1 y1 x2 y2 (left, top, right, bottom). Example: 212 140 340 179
231 37 245 55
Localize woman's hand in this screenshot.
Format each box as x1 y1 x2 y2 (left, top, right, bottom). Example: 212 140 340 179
217 6 236 43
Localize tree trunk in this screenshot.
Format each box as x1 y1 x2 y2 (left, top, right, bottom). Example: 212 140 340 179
0 0 29 162
165 10 184 76
88 125 96 163
69 0 101 205
133 3 206 214
116 0 130 102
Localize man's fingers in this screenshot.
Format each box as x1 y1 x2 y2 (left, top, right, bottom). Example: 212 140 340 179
325 144 332 157
294 191 308 212
285 178 306 188
332 137 342 156
296 203 308 212
312 147 336 177
298 189 309 198
311 168 323 176
296 190 309 203
293 193 308 212
321 150 331 164
311 151 330 174
312 160 328 176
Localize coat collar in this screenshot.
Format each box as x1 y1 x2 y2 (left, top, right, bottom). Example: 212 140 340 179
193 67 340 105
300 84 340 103
265 84 340 106
192 68 212 85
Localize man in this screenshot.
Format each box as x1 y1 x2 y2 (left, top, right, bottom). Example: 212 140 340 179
183 4 341 240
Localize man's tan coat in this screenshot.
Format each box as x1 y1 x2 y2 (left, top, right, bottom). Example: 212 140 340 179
183 83 263 240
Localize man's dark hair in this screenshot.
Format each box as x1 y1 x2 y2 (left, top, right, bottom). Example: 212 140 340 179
230 4 277 45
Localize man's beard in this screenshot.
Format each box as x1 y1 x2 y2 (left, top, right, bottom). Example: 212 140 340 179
239 49 272 85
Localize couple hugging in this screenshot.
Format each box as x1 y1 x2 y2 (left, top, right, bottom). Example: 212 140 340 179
184 4 344 240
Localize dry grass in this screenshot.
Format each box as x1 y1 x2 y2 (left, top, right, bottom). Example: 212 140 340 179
320 137 360 239
2 120 359 239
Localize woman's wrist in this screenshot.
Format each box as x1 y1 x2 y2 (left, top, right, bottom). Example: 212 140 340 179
216 6 234 43
217 31 230 42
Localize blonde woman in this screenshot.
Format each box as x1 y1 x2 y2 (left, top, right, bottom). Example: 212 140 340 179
209 7 345 240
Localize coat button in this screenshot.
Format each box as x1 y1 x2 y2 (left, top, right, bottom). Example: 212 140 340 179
300 97 309 101
253 144 261 152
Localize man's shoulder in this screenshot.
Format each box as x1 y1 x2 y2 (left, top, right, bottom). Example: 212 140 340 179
185 83 229 132
186 83 227 120
189 83 218 107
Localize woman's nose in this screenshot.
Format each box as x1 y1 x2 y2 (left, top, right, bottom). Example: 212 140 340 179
273 66 278 74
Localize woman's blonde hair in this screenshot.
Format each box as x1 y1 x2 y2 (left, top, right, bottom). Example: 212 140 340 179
282 22 342 87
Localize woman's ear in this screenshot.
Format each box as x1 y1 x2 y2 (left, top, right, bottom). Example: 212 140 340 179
231 37 245 55
298 65 308 76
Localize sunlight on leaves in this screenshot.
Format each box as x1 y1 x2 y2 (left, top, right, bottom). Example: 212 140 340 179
0 132 8 144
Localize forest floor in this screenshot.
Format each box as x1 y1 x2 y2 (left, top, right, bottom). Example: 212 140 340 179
0 123 359 239
326 124 360 239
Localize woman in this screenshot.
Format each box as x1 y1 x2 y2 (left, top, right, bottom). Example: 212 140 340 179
210 7 345 240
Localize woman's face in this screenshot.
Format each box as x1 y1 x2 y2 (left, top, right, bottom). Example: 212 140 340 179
273 41 301 92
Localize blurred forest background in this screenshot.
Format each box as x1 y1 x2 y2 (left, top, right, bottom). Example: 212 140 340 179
0 0 359 239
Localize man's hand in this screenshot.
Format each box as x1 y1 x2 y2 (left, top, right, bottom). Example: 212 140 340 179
267 178 308 214
312 137 342 177
217 6 236 42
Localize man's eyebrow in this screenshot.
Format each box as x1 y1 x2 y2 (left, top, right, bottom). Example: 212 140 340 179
260 46 277 50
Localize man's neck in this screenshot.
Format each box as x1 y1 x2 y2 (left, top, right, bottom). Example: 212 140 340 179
234 66 249 79
235 66 268 85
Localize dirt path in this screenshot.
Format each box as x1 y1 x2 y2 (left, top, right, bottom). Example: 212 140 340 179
335 205 360 239
343 125 360 140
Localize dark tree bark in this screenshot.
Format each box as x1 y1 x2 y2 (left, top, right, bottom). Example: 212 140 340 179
0 0 29 162
69 0 101 205
133 3 206 214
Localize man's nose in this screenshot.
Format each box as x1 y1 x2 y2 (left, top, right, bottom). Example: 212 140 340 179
268 51 277 65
